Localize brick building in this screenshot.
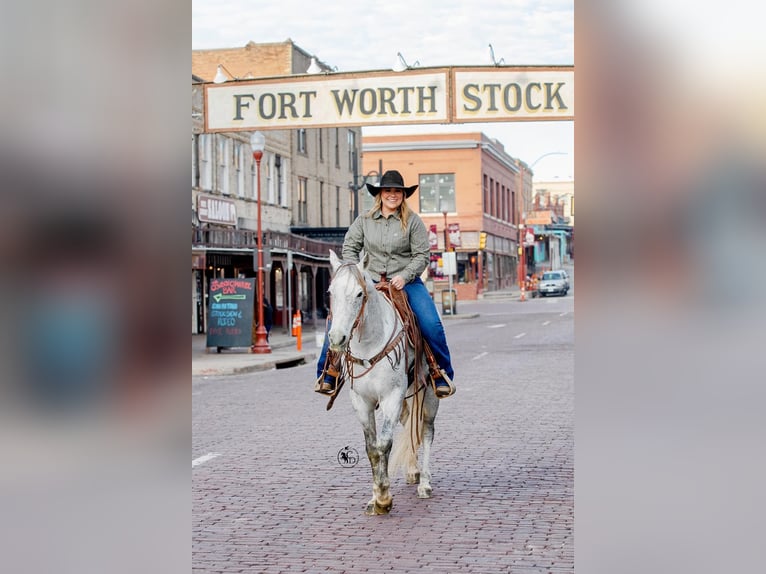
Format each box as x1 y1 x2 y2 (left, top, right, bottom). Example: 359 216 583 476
361 132 534 301
192 41 362 334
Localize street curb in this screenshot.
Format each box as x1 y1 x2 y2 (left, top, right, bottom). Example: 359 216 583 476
193 351 317 377
442 312 480 320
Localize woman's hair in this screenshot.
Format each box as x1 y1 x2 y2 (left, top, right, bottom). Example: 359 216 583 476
367 194 411 230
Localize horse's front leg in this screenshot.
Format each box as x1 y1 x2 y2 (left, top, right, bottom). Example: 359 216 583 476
352 391 400 515
350 393 390 515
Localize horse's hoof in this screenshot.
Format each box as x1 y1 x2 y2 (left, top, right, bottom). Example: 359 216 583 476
406 471 420 484
365 498 393 515
417 485 432 499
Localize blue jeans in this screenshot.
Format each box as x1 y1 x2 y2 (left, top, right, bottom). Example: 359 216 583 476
316 277 454 380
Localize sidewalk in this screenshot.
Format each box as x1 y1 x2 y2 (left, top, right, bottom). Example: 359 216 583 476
192 329 320 377
191 306 479 377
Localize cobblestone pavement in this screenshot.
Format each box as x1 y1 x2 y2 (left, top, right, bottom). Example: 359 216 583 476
193 296 574 573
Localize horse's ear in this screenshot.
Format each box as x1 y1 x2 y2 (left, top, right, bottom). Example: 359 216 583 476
357 249 369 273
329 249 342 272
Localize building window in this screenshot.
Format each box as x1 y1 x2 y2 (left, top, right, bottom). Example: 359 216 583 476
297 128 307 154
217 136 229 195
347 130 356 172
236 143 245 198
488 177 495 216
192 135 199 188
199 134 212 191
298 177 308 224
419 173 455 213
349 187 354 222
334 128 340 167
512 189 517 223
483 174 489 215
319 181 325 226
264 159 272 202
275 154 284 206
318 128 324 162
335 185 340 226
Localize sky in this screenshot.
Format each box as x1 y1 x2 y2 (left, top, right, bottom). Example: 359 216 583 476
192 0 574 181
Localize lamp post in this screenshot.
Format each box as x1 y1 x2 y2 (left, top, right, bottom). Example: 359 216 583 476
250 131 271 354
442 209 450 252
350 153 381 219
517 163 528 301
519 222 527 301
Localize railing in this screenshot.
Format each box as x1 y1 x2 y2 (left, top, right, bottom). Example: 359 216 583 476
192 227 339 258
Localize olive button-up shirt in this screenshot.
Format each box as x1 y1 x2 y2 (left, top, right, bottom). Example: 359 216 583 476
342 209 430 284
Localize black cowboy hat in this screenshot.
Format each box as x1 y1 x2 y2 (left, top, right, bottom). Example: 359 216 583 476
366 170 418 198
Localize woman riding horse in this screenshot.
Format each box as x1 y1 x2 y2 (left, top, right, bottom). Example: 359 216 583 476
315 169 455 399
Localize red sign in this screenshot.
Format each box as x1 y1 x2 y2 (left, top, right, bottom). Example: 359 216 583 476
448 222 461 248
428 224 439 250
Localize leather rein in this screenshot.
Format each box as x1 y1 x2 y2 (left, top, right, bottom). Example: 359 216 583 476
336 263 408 381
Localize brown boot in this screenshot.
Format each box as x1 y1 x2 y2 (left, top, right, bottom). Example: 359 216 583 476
427 362 455 398
314 351 341 395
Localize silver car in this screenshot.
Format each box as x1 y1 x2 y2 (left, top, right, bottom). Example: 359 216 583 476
538 270 569 297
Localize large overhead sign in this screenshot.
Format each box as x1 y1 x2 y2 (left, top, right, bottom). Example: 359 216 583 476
204 66 573 131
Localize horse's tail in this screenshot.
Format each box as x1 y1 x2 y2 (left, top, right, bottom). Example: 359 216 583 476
388 379 425 478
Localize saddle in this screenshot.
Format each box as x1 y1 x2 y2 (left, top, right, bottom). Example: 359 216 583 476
320 276 445 411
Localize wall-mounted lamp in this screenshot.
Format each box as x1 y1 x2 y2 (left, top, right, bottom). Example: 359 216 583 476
213 63 238 83
306 57 322 74
393 52 420 72
488 44 505 66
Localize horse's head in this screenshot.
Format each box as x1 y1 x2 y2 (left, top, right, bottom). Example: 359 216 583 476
327 249 370 352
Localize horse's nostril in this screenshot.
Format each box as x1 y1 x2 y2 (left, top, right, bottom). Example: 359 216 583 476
328 332 347 349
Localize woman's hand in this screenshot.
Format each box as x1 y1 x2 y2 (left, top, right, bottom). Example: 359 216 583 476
390 275 406 290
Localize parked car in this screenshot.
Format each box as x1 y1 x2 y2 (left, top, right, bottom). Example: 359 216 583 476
538 270 569 297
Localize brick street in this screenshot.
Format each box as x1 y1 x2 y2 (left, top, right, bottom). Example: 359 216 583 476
193 295 574 573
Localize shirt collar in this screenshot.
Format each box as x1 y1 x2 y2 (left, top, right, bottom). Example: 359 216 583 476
372 208 401 221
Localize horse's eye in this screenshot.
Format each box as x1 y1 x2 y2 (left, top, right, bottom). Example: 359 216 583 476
356 291 363 298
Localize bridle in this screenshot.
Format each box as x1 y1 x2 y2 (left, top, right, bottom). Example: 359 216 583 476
333 262 408 380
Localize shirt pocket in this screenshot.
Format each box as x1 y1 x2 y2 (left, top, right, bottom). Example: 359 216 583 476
388 226 410 256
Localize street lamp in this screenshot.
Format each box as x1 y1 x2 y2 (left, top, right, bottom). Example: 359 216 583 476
250 131 271 354
529 151 568 170
349 152 382 219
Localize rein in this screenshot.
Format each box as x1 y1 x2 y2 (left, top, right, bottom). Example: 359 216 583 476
336 263 407 380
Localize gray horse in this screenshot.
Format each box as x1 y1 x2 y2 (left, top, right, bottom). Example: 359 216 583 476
327 250 441 514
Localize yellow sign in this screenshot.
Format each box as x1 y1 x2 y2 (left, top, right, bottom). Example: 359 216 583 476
205 66 573 131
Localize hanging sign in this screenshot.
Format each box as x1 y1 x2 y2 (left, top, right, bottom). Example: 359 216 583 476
205 69 449 131
448 222 462 248
452 67 574 122
428 224 439 250
204 66 574 131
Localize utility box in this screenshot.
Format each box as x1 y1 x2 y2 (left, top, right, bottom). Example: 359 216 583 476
441 289 457 315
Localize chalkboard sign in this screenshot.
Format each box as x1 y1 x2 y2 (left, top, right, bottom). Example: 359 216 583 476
206 278 255 349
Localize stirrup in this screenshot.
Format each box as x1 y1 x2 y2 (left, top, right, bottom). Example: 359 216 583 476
314 365 340 395
430 368 456 398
